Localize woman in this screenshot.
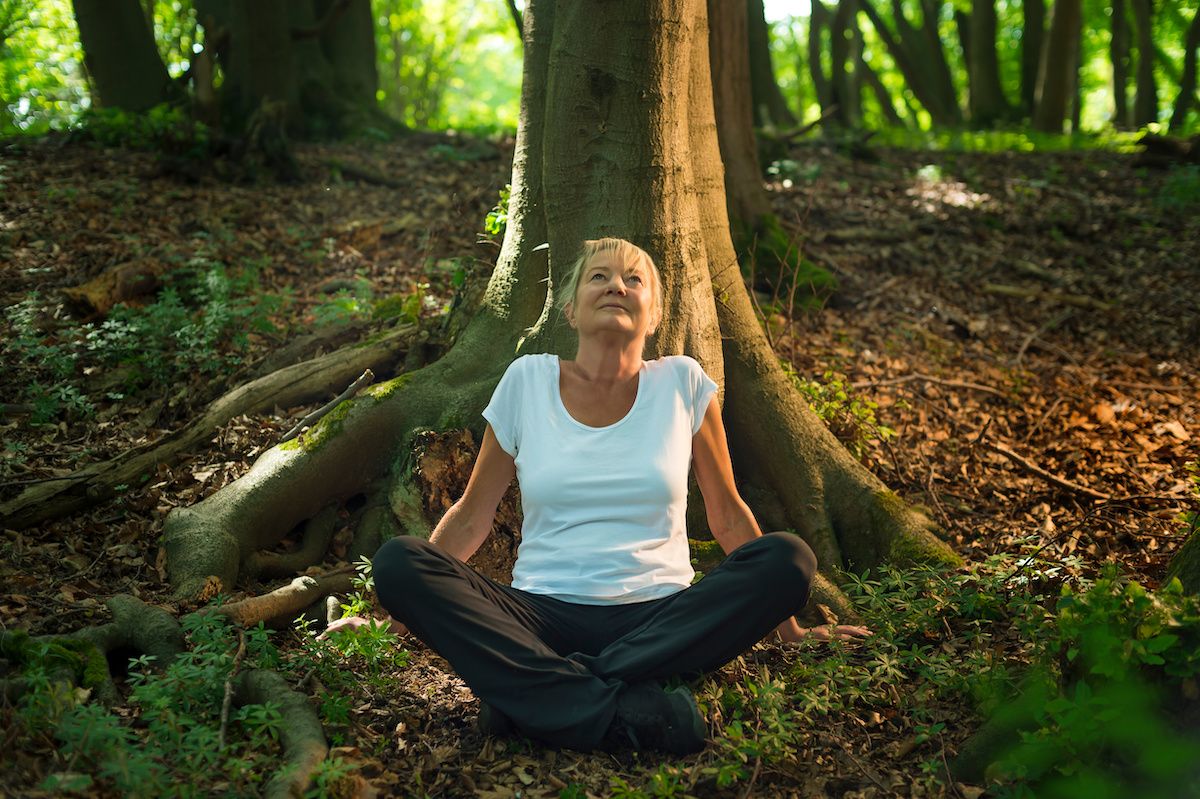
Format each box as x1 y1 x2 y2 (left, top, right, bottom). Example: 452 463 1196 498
326 238 870 754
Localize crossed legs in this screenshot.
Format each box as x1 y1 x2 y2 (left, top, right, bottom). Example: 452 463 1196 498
372 532 816 750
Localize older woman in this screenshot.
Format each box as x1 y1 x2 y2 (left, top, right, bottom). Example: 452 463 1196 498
327 238 869 754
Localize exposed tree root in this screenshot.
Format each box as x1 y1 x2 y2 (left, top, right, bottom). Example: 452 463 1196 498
233 669 328 799
213 569 357 628
242 505 341 582
0 325 414 530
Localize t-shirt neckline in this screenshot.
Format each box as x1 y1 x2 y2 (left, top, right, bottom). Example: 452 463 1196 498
554 355 647 431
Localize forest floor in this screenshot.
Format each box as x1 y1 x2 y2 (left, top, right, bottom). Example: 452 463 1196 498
1 131 1198 798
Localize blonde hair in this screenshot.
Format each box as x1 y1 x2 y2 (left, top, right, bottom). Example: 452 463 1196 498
555 238 664 334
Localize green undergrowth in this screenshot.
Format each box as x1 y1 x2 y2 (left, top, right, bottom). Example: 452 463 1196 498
872 126 1147 153
72 104 211 160
7 560 408 796
780 360 896 458
611 544 1200 798
0 257 283 424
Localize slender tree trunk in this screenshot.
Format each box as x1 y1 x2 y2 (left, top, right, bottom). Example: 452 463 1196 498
161 0 954 602
1021 0 1045 116
1130 0 1158 126
72 0 177 112
1169 5 1200 130
967 0 1010 125
809 0 835 113
747 0 797 128
1112 0 1131 127
920 0 960 121
830 0 860 127
859 0 961 125
1032 0 1081 133
859 49 904 125
1070 14 1083 133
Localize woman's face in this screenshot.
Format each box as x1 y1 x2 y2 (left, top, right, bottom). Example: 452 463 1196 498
567 253 657 341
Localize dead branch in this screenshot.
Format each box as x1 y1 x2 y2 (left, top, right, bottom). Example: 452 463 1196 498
983 282 1113 312
281 370 374 444
214 569 356 628
851 372 1007 398
0 325 412 529
326 158 405 188
984 440 1113 502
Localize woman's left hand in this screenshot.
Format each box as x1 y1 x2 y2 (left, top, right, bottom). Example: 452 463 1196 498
774 617 872 644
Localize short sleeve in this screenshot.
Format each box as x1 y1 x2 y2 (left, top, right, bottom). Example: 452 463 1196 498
684 357 720 435
482 358 525 457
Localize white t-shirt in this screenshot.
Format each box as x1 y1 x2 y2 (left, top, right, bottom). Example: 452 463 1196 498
482 353 720 605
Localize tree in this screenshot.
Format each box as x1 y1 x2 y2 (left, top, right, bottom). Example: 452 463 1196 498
1020 0 1046 117
1169 4 1200 130
72 0 178 112
1130 0 1158 127
858 0 963 125
1111 0 1132 127
746 0 797 129
964 0 1011 125
1032 0 1081 133
158 0 955 610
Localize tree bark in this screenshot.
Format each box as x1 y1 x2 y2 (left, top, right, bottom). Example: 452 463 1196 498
72 0 178 112
747 0 797 128
1169 5 1200 130
163 0 955 604
809 0 835 113
1112 0 1131 127
316 0 378 112
830 0 862 127
1021 0 1046 116
1032 0 1081 133
966 0 1011 125
1130 0 1158 127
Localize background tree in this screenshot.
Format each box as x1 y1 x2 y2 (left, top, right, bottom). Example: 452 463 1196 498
1130 0 1158 127
1032 0 1081 133
160 0 955 609
964 0 1012 125
747 0 796 129
71 0 178 112
1170 4 1200 130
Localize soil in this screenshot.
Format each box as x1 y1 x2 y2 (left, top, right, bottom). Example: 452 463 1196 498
1 132 1197 797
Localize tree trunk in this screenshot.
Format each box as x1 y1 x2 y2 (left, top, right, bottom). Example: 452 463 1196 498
859 49 904 125
162 0 954 603
1070 15 1083 133
1112 0 1131 127
919 0 961 122
1032 0 1081 133
1130 0 1158 127
747 0 797 128
1021 0 1046 116
72 0 178 112
809 0 835 113
967 0 1010 125
830 0 861 127
859 0 961 125
1170 5 1200 130
316 0 378 112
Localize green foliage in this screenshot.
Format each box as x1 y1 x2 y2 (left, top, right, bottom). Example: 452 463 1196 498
16 613 287 797
0 0 86 136
781 363 895 457
1 259 282 422
483 183 511 237
74 104 210 158
1156 165 1200 212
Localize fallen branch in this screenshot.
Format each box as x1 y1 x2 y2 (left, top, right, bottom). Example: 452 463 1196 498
326 158 404 188
214 569 356 628
0 326 413 529
983 282 1113 312
851 372 1007 398
984 440 1113 502
281 370 374 444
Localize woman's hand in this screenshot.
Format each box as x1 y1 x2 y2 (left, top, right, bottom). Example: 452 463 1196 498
316 615 408 640
774 616 872 644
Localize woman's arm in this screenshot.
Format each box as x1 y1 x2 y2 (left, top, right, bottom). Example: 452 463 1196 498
428 423 516 562
692 397 870 644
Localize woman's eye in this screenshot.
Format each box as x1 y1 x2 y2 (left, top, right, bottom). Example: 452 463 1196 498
627 275 642 283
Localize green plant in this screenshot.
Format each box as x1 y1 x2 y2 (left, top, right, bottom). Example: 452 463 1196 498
75 104 211 158
484 183 511 237
312 279 374 327
1157 165 1200 212
781 363 896 457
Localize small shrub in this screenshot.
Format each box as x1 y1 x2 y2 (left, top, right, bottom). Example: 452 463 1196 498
782 362 896 457
483 184 511 237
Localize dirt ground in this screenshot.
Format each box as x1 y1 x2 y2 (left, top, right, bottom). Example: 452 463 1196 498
1 132 1197 797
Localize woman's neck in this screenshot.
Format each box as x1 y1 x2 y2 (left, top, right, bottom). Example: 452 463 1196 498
568 339 643 386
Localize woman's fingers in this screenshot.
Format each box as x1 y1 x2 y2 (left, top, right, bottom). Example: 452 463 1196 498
315 615 368 640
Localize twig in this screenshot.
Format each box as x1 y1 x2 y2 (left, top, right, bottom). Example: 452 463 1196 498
281 369 374 444
984 282 1113 312
218 628 247 750
984 439 1113 502
851 372 1007 398
739 757 762 799
1015 309 1073 365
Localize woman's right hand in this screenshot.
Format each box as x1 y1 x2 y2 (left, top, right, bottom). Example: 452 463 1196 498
317 615 408 640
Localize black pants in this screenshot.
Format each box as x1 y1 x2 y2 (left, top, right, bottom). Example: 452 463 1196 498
372 531 816 751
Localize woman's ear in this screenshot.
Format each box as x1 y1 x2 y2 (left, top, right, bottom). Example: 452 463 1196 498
564 301 576 328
